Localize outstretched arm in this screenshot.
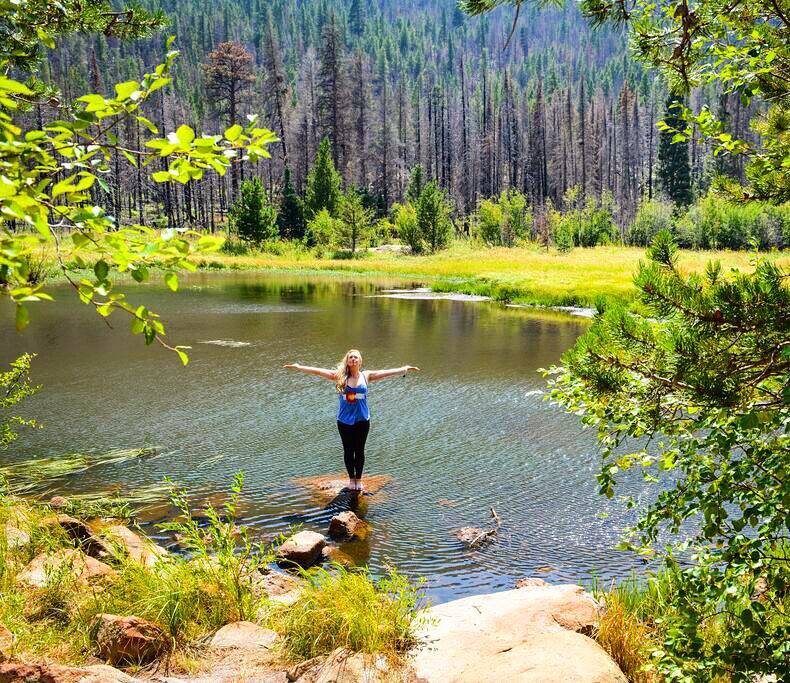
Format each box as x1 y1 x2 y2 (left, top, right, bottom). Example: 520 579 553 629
366 366 420 382
283 363 337 381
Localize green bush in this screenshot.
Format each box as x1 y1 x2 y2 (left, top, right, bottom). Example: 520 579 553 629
628 200 675 246
392 202 422 254
549 194 618 249
306 208 343 249
676 195 790 249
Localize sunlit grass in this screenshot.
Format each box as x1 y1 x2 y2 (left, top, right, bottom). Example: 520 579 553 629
193 241 789 308
266 564 426 664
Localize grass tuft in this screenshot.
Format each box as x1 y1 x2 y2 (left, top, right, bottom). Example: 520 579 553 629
267 565 426 663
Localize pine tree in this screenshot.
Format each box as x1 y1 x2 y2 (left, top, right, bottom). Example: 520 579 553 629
406 164 424 203
229 177 278 243
349 0 364 37
305 137 342 219
416 181 452 252
657 96 692 206
338 190 374 255
277 168 304 239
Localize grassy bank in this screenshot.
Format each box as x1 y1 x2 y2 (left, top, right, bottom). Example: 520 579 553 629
0 480 423 674
192 242 789 309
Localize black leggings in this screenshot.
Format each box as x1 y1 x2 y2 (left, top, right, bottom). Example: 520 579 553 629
337 419 370 479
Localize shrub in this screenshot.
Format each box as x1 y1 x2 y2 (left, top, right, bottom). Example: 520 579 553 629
477 198 504 246
306 208 343 249
628 200 675 246
676 195 790 249
392 202 422 254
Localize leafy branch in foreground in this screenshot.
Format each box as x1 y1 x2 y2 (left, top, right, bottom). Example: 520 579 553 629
0 39 277 362
0 353 41 450
545 231 788 680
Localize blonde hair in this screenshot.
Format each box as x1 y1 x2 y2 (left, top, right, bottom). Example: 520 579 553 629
335 349 362 393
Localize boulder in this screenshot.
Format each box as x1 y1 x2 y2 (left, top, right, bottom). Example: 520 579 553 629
276 531 326 568
257 570 300 597
0 662 134 682
46 515 114 560
3 525 30 550
49 496 68 510
103 525 166 567
0 625 12 663
210 621 278 650
93 614 167 665
291 648 393 683
17 549 115 588
328 512 364 540
411 585 627 683
452 527 494 546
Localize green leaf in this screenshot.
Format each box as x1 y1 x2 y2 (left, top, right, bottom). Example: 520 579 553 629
224 124 243 141
114 81 140 101
176 349 190 366
94 260 109 281
164 272 178 292
176 125 195 144
15 304 29 332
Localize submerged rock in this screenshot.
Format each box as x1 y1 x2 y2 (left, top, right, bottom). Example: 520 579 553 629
452 527 495 547
515 577 549 588
210 621 278 650
321 545 354 567
17 549 115 588
93 613 167 665
276 531 326 568
411 584 626 683
328 511 365 540
49 496 68 510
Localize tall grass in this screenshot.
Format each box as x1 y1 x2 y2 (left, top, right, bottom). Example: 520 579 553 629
268 565 426 663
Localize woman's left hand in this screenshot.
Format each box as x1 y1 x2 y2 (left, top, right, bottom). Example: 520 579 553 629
405 366 420 372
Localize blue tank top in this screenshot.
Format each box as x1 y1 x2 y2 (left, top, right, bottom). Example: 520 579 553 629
336 372 370 425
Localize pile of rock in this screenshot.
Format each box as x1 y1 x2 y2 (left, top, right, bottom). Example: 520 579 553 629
275 511 366 570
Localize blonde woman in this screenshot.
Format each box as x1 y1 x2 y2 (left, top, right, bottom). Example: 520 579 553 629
284 350 419 491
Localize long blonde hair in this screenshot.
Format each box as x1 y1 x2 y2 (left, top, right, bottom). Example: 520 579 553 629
335 349 362 393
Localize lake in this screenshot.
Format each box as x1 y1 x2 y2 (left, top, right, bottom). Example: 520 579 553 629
0 272 648 602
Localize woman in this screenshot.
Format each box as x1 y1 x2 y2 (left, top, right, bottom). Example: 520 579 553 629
284 350 419 491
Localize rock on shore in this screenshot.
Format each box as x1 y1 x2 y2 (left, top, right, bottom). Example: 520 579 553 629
411 584 627 683
276 530 326 568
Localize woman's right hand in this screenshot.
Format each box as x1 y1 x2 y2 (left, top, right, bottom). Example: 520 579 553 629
283 363 300 370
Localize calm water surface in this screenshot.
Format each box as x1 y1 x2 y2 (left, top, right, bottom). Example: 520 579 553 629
1 273 648 602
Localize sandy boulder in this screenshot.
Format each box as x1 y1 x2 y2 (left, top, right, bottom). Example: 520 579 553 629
103 525 167 567
0 661 135 682
411 584 627 683
291 648 394 683
2 525 30 550
17 549 115 588
210 621 278 650
276 531 326 568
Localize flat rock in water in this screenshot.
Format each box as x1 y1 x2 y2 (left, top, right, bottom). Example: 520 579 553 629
210 621 278 650
291 474 392 503
17 549 115 588
411 585 627 683
276 530 326 568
